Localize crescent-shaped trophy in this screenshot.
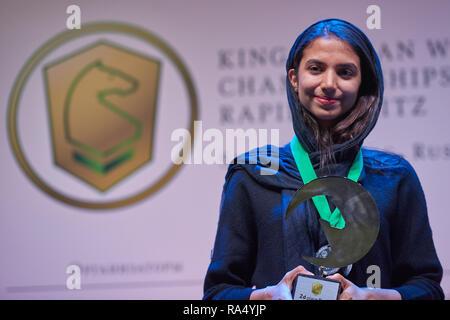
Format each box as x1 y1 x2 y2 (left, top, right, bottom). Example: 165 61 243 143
285 176 380 268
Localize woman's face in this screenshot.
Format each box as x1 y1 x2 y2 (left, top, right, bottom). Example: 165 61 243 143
288 36 362 128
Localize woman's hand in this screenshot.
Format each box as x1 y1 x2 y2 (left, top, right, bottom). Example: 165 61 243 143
250 265 314 300
326 273 402 300
326 273 368 300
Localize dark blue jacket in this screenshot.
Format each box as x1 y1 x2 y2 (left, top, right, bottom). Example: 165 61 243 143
203 144 444 300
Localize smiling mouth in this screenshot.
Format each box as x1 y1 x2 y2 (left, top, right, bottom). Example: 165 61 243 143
315 96 339 105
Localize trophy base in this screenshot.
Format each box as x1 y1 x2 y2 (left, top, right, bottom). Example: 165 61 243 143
292 274 341 300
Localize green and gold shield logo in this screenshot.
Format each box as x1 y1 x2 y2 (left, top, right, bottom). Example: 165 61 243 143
44 42 160 191
8 22 198 209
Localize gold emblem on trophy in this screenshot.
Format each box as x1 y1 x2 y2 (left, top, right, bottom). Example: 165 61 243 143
311 282 323 296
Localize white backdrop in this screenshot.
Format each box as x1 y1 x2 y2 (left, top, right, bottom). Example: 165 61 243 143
1 0 449 299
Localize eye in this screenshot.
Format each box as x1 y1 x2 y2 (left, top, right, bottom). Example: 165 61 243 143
339 69 354 77
308 65 321 73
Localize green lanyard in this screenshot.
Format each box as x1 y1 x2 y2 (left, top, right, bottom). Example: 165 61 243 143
290 136 364 229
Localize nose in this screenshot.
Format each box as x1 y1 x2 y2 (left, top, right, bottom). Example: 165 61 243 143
320 70 337 95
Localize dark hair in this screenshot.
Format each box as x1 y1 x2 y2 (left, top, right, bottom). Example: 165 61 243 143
286 19 383 168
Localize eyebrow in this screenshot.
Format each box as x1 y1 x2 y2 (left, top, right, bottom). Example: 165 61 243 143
305 59 358 69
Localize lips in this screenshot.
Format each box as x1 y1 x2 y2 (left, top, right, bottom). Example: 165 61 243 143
315 96 339 105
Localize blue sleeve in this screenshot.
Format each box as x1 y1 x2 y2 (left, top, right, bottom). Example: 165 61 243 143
391 158 444 300
203 168 257 300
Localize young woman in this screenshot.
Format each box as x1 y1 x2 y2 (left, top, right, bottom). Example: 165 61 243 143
203 19 443 300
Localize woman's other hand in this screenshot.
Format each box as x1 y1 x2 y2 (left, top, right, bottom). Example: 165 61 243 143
250 265 314 300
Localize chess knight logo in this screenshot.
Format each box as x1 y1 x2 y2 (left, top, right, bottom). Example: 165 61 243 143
44 42 160 191
8 22 198 209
